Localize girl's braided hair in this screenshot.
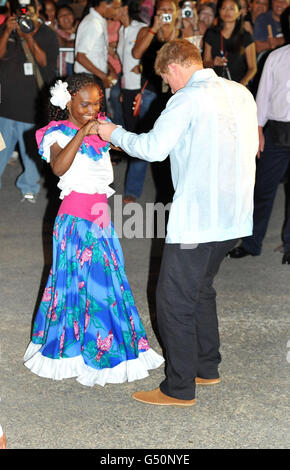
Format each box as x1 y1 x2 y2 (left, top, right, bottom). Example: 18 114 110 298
48 73 105 121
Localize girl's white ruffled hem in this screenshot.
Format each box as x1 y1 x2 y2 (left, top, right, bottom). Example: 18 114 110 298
23 342 164 387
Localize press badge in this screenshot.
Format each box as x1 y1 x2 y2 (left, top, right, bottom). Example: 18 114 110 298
24 62 33 75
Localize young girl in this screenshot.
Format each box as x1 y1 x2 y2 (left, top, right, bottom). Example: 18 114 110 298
23 73 164 387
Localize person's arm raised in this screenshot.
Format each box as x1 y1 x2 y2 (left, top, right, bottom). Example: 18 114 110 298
97 88 195 163
0 16 17 58
132 13 163 59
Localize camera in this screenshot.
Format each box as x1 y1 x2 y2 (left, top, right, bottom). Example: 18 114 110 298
162 13 172 23
12 0 35 33
182 6 193 18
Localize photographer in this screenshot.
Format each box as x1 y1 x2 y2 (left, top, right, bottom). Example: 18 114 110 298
203 0 257 86
123 0 179 204
0 0 58 202
179 1 201 47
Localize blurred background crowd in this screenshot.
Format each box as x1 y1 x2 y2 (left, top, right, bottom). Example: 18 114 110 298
0 0 289 225
0 0 289 237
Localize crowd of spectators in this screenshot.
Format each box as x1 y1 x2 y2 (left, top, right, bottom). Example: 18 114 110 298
0 0 289 118
0 0 289 210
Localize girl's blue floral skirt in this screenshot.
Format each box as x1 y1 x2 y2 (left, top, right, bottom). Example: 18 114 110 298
24 213 164 386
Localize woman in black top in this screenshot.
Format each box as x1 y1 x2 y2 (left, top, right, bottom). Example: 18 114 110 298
123 0 179 203
203 0 257 86
133 0 180 98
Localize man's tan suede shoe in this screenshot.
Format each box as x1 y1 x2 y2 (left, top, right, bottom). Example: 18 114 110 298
195 377 221 385
132 388 196 407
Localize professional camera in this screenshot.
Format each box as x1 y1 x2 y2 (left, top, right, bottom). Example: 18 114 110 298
12 0 35 33
182 2 194 18
162 13 172 23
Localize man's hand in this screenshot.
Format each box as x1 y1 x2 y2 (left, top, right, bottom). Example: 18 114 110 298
102 75 116 89
16 27 33 40
97 121 118 142
268 36 284 50
4 15 18 35
257 126 265 159
131 65 141 74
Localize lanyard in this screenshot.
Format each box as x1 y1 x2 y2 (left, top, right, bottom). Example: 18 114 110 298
220 31 227 58
220 31 232 80
20 35 44 89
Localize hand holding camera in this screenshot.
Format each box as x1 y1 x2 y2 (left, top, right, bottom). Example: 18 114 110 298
181 1 198 31
5 1 35 36
182 2 194 18
16 9 35 34
151 11 164 32
4 15 18 34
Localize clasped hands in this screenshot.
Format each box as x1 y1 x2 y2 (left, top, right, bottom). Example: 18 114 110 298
83 119 118 143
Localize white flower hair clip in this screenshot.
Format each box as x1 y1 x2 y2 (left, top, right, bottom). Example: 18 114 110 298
49 80 71 110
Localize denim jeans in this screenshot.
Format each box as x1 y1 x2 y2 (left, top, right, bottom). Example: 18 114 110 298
109 74 125 127
124 89 157 198
0 116 40 195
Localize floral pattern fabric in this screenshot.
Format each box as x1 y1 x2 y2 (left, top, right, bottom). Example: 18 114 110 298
24 214 164 386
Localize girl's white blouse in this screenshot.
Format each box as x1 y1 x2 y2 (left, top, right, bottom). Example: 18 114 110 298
41 129 115 200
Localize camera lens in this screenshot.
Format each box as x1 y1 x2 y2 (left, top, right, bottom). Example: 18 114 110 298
18 16 35 33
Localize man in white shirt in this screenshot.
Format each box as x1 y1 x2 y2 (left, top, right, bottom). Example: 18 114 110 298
117 1 147 131
97 39 258 406
229 7 290 264
74 0 121 89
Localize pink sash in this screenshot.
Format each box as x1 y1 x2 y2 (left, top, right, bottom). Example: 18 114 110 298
58 191 110 228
